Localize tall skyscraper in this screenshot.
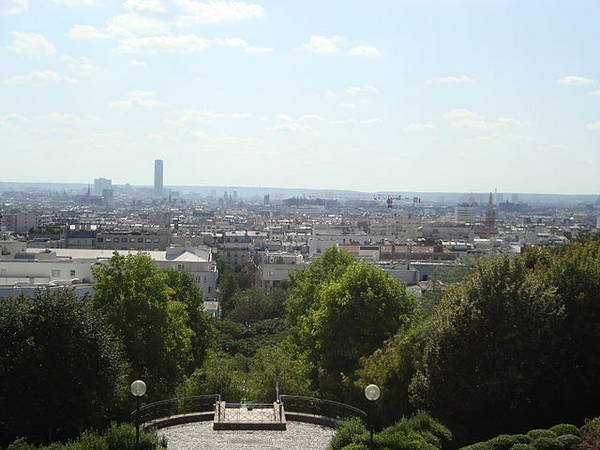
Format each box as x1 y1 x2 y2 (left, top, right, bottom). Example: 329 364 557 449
154 160 163 196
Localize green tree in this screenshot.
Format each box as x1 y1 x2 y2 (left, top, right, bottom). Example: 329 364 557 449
288 249 415 399
411 255 565 442
92 252 194 400
0 289 124 446
246 341 313 402
177 351 248 401
164 268 215 369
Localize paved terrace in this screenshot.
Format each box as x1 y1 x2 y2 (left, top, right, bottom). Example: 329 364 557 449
159 421 335 450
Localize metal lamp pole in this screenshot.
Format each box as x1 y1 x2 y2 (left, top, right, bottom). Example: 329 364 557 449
130 380 147 450
364 384 381 450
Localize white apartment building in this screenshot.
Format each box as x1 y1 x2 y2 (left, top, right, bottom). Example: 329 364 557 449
0 246 218 302
256 251 307 288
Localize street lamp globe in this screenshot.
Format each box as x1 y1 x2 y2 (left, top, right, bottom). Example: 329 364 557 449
364 384 380 401
130 380 146 397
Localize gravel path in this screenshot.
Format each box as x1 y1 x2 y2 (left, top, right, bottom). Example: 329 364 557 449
159 421 335 449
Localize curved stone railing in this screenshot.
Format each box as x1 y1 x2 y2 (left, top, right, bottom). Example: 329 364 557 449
130 394 366 430
279 395 367 428
130 394 220 429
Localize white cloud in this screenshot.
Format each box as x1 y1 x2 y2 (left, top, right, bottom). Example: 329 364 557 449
348 45 381 57
427 75 473 84
266 123 312 133
338 102 356 109
116 34 209 54
48 0 103 5
274 113 382 126
590 90 600 96
245 46 273 53
0 0 28 15
123 0 167 13
111 90 161 108
443 108 481 121
405 123 434 131
62 55 100 77
174 0 264 26
586 122 600 130
214 38 271 53
559 75 594 86
325 90 336 97
209 135 260 144
37 113 87 124
4 71 77 86
67 24 111 40
107 13 171 36
7 32 56 56
464 136 499 144
0 113 27 127
128 59 147 66
443 108 522 129
346 85 377 94
214 37 248 47
173 109 251 121
301 35 343 54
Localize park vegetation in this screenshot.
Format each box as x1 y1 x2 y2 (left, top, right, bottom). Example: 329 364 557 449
1 233 599 449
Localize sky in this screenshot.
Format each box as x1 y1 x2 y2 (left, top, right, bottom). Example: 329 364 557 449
0 0 599 194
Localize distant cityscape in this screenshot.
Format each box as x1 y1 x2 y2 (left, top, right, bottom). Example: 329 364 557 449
1 159 599 314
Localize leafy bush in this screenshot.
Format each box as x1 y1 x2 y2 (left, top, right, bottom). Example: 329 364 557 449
529 437 561 450
4 424 166 450
340 445 369 450
549 424 579 437
6 438 37 450
527 430 557 440
329 418 369 450
556 434 581 448
330 412 451 450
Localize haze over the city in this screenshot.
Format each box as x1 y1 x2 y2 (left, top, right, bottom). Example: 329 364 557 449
1 0 599 194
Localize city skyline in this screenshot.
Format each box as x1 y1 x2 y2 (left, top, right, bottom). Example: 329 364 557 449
1 0 599 194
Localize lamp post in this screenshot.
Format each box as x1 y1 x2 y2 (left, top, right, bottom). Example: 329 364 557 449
130 380 146 449
364 384 380 450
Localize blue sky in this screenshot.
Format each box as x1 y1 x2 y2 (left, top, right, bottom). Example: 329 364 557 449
0 0 598 194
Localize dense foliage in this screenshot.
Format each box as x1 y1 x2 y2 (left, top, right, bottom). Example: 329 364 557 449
0 290 124 446
5 423 166 450
328 411 452 450
460 416 600 450
92 252 215 400
410 242 600 440
287 247 415 400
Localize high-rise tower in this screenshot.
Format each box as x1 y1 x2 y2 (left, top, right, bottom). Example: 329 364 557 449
154 159 163 196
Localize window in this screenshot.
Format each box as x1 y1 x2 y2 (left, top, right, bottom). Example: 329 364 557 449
70 270 76 277
130 238 136 242
137 238 143 243
97 238 104 242
51 269 60 278
105 238 111 242
153 238 159 243
121 238 128 243
177 264 184 270
145 238 152 243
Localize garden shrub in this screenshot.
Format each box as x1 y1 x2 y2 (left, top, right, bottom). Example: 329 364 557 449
556 434 580 448
527 430 557 440
329 418 369 450
549 424 579 437
529 437 561 450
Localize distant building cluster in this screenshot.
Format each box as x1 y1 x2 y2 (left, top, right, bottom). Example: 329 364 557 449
1 161 599 314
